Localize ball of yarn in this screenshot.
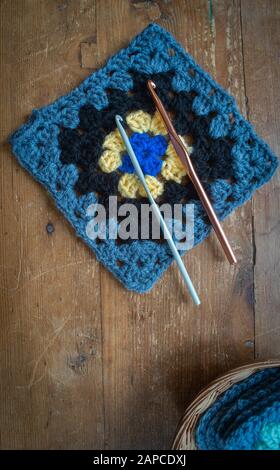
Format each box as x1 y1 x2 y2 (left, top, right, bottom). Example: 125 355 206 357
196 367 280 450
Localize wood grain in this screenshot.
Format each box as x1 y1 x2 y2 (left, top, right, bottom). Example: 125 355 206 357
241 0 280 359
0 0 104 450
0 0 278 450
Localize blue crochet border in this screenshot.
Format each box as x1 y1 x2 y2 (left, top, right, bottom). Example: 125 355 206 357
10 23 278 292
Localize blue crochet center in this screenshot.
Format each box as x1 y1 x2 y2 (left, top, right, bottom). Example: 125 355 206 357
10 24 278 292
119 132 167 176
196 367 280 450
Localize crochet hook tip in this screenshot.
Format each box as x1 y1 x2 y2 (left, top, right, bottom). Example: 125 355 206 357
147 79 156 89
115 115 123 125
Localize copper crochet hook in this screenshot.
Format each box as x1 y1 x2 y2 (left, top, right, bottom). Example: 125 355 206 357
147 80 237 265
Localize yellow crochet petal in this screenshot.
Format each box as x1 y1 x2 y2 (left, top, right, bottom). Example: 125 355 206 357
150 111 168 135
161 142 188 184
161 157 187 184
118 173 140 198
165 141 177 159
102 129 125 151
138 175 164 199
98 149 122 173
126 110 152 133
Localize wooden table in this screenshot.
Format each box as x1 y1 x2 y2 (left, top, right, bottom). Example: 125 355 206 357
0 0 279 450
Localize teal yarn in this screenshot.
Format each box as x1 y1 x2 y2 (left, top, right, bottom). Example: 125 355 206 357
10 24 278 292
196 367 280 450
254 423 280 450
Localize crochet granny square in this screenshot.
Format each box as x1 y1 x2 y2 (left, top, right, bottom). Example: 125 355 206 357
11 24 278 292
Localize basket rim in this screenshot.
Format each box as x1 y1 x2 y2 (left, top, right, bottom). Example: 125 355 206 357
172 359 280 450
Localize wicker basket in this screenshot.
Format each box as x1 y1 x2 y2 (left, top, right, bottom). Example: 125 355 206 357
172 360 280 450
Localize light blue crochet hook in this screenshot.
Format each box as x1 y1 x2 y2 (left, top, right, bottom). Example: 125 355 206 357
115 115 201 306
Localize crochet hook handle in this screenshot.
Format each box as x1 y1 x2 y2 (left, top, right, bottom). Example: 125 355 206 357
147 80 237 265
115 115 201 306
178 136 237 265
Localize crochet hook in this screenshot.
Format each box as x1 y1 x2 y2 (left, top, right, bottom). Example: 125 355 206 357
147 80 237 265
115 114 201 306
